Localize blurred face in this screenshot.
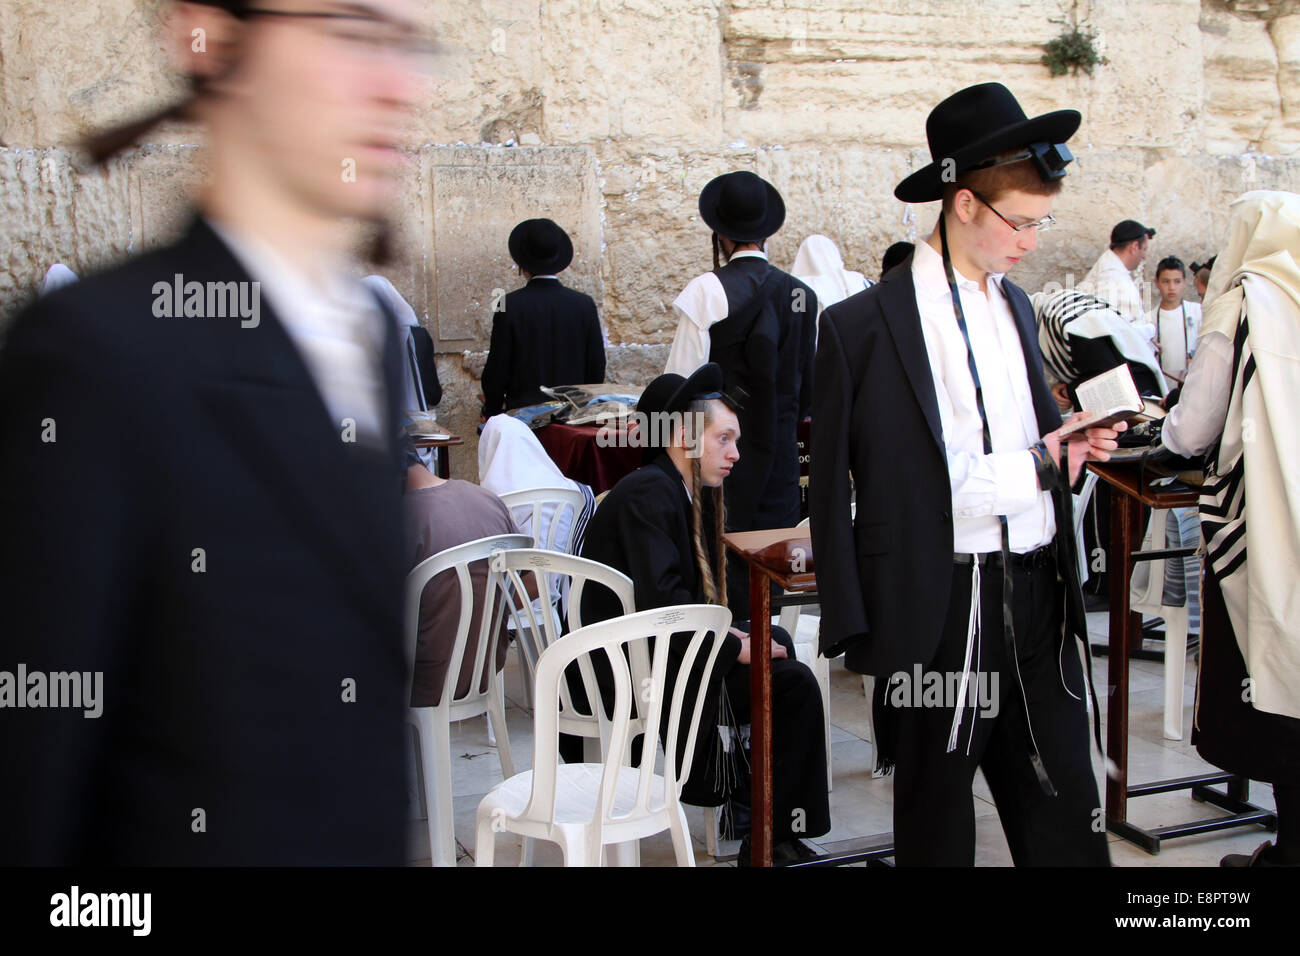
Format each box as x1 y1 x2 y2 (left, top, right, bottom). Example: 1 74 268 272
1157 269 1185 307
960 188 1054 276
212 0 425 221
686 402 741 487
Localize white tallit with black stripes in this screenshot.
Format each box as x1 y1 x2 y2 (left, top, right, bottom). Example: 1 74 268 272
1032 288 1167 395
1196 191 1300 721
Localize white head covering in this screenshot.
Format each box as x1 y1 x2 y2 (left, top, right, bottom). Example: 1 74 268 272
791 234 870 311
363 274 420 327
40 264 78 296
478 414 588 553
1200 190 1300 340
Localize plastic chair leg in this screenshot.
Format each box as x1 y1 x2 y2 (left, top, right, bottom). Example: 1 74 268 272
412 708 454 866
474 809 497 867
486 676 515 779
428 706 457 867
669 804 696 867
606 840 639 866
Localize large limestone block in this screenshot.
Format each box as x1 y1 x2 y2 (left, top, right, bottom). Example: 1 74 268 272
412 0 547 145
539 0 725 146
381 146 601 351
0 0 178 148
1200 4 1284 153
720 0 1205 151
0 148 131 319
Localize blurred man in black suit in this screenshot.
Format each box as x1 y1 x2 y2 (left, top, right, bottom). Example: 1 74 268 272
0 0 430 864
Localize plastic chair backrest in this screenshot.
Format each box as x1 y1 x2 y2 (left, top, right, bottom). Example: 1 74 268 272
498 487 587 552
404 533 533 708
491 549 636 731
524 604 733 828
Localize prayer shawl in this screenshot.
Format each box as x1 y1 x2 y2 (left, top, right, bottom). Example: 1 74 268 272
791 234 871 316
478 414 596 610
1197 190 1300 721
1032 288 1168 395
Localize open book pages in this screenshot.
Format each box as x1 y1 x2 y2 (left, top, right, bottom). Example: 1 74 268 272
1059 364 1166 437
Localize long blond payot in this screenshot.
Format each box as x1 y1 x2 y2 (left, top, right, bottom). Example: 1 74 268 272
685 399 728 608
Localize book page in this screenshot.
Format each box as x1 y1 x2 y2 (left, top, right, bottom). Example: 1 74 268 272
1073 364 1139 415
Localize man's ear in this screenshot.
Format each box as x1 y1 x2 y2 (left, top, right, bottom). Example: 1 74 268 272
165 2 244 83
952 188 978 225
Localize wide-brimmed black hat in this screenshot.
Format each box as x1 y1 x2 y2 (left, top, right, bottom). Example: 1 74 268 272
636 363 725 463
508 218 574 275
1110 220 1155 245
895 83 1080 204
698 171 786 242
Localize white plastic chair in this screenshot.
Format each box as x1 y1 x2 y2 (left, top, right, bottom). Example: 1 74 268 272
498 486 588 707
475 604 733 867
492 548 636 761
405 532 532 866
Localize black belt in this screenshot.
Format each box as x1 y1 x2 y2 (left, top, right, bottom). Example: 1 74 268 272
953 545 1056 571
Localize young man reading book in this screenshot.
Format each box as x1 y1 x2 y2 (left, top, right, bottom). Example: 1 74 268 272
811 83 1123 866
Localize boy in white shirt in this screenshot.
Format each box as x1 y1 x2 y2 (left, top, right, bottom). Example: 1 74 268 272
1143 256 1201 382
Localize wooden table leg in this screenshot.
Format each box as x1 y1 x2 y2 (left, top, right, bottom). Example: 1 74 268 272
1106 492 1143 826
749 565 773 868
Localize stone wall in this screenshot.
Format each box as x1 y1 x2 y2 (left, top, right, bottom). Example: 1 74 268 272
4 0 1300 477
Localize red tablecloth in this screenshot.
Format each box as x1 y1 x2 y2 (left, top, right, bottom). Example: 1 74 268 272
535 423 641 494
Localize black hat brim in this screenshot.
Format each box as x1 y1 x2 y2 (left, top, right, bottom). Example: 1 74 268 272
508 221 574 274
894 109 1081 204
698 176 786 242
637 363 725 463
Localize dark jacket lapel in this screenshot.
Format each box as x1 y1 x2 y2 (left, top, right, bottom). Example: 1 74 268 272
878 261 944 452
177 218 405 630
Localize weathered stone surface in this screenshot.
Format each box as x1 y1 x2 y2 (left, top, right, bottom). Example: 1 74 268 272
9 0 1300 483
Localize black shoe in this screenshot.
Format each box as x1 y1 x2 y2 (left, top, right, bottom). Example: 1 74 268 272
1220 841 1295 867
735 835 818 867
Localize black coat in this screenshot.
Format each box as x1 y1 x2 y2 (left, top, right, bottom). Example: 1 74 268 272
480 278 605 416
809 254 1082 678
0 218 411 865
706 258 817 533
410 325 442 407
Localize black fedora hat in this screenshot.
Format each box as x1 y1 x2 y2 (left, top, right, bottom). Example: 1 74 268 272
636 363 725 463
698 171 786 242
508 218 574 275
895 83 1081 204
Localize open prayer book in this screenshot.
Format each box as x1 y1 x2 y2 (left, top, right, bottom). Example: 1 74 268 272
1058 364 1166 437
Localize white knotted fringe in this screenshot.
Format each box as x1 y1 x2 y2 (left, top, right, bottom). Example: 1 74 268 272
947 559 981 753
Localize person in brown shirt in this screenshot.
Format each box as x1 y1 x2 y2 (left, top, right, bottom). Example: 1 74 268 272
405 464 522 707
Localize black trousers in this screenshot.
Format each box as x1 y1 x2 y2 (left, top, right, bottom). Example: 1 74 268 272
725 624 831 842
879 560 1110 866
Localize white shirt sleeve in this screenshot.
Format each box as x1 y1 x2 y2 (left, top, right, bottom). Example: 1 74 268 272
1162 330 1234 457
948 448 1044 518
664 273 726 376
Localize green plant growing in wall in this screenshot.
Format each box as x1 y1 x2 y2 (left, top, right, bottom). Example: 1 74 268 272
1042 25 1105 76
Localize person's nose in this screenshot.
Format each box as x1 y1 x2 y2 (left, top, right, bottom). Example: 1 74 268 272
727 443 740 463
1020 227 1039 253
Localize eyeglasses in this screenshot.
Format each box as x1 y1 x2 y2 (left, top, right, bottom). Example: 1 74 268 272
243 7 441 66
971 191 1056 233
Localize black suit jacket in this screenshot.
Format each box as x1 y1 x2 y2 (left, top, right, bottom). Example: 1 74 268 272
809 254 1080 678
0 218 411 864
480 278 606 416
